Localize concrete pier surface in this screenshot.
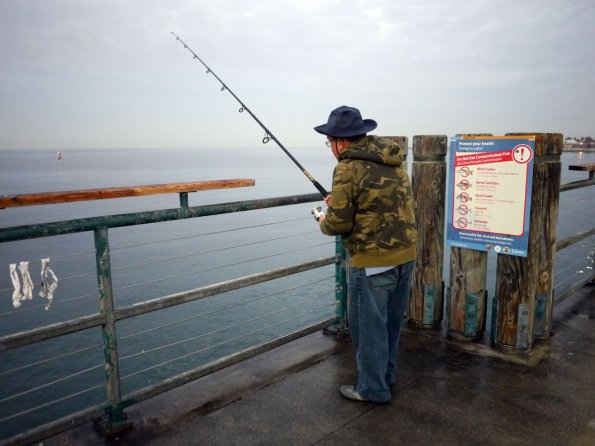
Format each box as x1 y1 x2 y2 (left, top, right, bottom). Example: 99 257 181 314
45 285 594 446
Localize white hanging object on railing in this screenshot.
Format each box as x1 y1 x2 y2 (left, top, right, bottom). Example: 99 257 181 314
18 261 34 302
8 260 58 310
9 264 22 308
39 258 58 310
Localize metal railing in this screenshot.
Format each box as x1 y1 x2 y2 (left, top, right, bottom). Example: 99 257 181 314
0 186 347 446
553 170 595 302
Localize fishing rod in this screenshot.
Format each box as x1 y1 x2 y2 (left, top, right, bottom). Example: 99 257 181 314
170 32 328 198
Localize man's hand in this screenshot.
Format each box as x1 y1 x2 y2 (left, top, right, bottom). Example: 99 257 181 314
324 195 332 206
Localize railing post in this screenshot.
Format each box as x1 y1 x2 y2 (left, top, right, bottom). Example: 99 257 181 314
409 135 448 329
93 227 131 435
324 236 348 336
179 192 189 209
493 133 563 352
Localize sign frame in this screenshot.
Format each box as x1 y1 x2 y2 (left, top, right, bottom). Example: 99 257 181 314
446 135 535 257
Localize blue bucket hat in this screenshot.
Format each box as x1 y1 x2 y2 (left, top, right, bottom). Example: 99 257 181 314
314 105 377 138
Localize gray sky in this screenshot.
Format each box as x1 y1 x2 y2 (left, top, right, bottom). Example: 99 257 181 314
1 0 594 150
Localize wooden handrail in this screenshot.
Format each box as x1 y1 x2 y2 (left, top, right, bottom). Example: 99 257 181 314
0 179 255 209
569 163 595 179
568 163 595 171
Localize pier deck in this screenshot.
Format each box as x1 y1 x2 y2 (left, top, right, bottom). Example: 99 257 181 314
45 285 594 446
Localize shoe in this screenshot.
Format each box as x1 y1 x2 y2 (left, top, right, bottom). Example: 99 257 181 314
339 385 389 404
339 385 366 401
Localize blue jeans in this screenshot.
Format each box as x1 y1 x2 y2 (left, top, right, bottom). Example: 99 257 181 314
348 261 414 402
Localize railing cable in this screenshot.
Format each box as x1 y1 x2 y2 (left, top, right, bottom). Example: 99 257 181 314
118 275 333 341
0 361 104 405
0 340 102 377
112 229 321 272
0 291 333 424
110 216 310 252
120 291 333 380
0 217 313 292
0 291 99 316
0 267 97 295
0 383 104 424
112 240 334 292
0 223 316 294
0 276 332 377
0 249 96 270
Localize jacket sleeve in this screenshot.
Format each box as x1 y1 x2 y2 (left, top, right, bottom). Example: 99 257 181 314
320 161 355 236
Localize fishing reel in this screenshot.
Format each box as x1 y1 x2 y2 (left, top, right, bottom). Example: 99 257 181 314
311 206 325 222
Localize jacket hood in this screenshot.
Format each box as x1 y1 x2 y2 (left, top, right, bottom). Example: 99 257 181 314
338 135 403 168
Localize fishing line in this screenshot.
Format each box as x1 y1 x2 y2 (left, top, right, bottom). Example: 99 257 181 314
171 32 328 198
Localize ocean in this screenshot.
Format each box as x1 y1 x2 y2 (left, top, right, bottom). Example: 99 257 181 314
0 145 593 438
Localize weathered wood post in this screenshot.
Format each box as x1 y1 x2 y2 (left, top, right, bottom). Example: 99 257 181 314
447 134 491 341
448 248 488 340
409 135 448 329
492 133 563 352
527 133 563 341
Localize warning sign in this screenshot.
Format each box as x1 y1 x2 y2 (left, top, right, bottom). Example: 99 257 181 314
446 135 535 257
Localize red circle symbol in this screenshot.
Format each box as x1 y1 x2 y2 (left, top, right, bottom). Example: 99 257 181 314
512 144 533 164
457 179 470 190
458 192 470 203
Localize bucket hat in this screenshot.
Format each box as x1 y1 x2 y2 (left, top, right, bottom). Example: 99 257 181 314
314 105 377 138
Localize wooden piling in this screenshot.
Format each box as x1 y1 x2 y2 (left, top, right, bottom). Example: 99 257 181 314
493 133 563 352
447 134 491 341
448 248 488 340
409 135 448 329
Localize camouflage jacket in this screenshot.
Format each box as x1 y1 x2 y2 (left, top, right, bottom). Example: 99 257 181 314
320 135 417 268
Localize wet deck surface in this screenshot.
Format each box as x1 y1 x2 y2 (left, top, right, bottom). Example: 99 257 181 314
46 285 594 446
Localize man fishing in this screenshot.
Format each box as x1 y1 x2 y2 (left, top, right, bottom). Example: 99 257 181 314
313 105 417 404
